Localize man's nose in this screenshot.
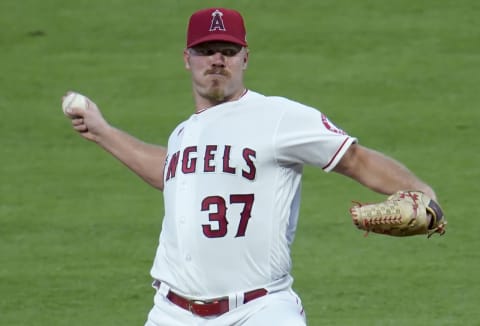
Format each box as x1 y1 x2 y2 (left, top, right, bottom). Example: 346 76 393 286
210 52 226 66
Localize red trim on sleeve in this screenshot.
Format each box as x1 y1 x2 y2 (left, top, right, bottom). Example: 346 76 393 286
322 138 350 170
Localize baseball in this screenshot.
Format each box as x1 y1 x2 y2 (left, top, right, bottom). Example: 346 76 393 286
62 92 88 117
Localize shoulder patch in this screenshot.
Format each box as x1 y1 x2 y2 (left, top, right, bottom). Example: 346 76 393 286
321 113 346 135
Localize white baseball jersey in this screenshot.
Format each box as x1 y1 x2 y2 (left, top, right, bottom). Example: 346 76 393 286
150 90 356 299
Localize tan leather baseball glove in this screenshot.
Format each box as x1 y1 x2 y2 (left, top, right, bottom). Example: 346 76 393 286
349 190 447 238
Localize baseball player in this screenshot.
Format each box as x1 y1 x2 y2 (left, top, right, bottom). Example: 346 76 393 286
64 7 443 326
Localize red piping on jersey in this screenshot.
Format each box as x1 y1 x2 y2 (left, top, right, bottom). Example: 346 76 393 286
322 138 350 170
239 88 248 98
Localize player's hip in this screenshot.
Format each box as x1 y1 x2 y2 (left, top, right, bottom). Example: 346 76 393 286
146 281 305 326
150 252 293 298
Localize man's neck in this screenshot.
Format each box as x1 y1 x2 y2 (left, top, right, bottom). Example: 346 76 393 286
194 88 248 113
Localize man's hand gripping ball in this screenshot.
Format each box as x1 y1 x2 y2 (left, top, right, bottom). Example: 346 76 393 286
349 190 447 238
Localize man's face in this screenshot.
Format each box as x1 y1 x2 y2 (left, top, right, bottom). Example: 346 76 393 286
184 41 249 103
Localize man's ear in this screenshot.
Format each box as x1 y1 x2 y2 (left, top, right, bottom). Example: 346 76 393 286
242 49 249 70
183 49 191 69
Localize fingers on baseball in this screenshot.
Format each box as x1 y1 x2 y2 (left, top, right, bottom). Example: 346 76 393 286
68 107 86 117
72 118 88 132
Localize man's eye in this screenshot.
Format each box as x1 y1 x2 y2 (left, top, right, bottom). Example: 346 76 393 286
196 49 215 56
220 49 238 56
192 47 240 56
192 48 213 56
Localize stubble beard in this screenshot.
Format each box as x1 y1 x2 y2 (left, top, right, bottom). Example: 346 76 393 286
205 80 227 102
202 68 232 102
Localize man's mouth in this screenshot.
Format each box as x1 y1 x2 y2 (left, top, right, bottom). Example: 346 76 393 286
205 69 229 77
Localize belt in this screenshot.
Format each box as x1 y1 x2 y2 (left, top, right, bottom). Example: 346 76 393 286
156 281 268 317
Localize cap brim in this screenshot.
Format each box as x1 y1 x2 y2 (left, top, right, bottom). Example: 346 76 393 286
187 34 247 48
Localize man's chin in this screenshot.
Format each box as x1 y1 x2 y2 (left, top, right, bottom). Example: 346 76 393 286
207 90 226 102
205 85 226 102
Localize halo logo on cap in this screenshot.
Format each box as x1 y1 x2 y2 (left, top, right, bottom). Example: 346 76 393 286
210 10 226 31
186 8 248 48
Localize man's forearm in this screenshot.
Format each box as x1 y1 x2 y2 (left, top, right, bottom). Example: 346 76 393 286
334 144 436 200
97 126 167 190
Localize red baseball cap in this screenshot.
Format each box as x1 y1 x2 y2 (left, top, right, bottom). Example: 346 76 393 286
186 8 247 48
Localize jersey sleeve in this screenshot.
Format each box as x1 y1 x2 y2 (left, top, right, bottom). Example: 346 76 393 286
272 97 357 172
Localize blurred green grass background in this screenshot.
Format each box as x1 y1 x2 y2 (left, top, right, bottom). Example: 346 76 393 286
1 0 479 325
